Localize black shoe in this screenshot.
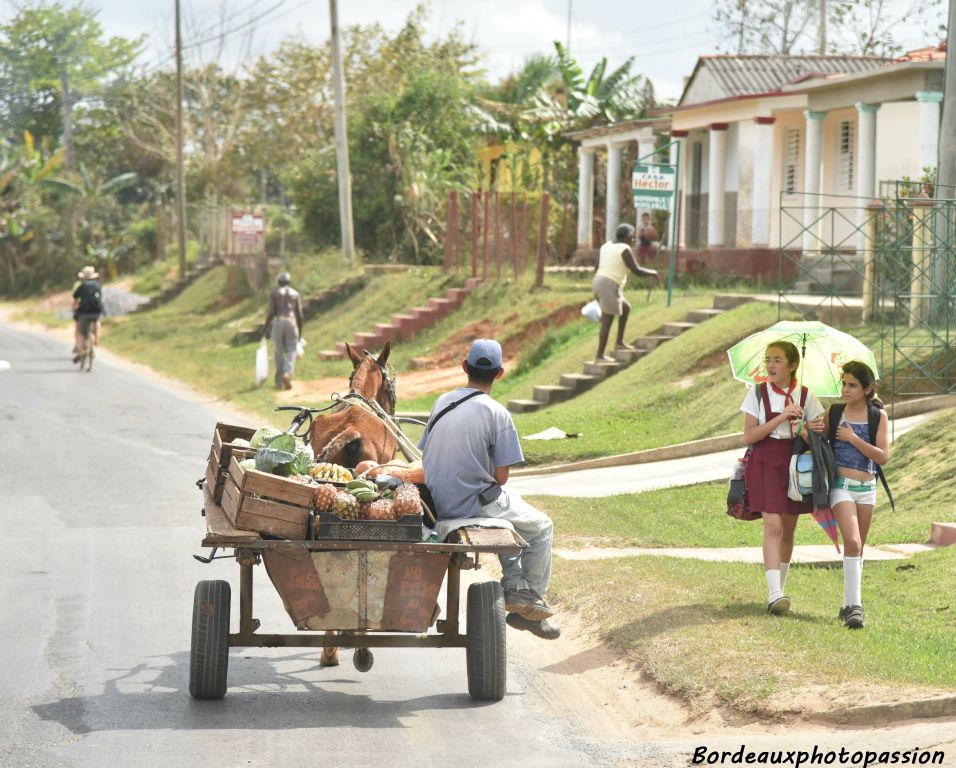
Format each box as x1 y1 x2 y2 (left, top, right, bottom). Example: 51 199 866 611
506 612 561 639
504 587 554 620
838 606 849 621
844 605 865 629
767 596 791 615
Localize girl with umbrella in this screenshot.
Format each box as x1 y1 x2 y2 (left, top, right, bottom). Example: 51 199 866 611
740 341 826 615
826 361 890 630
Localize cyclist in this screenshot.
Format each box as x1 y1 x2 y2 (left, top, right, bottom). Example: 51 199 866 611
72 265 103 363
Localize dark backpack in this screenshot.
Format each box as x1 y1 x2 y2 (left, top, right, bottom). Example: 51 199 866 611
827 402 894 511
74 280 103 315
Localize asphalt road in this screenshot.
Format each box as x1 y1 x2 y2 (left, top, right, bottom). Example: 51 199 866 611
0 321 650 768
3 320 955 768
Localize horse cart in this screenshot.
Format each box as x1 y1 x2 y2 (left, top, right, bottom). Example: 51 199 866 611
191 408 523 702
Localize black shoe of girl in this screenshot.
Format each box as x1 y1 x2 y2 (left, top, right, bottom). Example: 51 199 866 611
844 605 865 629
767 596 791 615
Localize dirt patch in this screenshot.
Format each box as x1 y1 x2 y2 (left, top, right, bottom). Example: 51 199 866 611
280 364 470 405
412 301 584 369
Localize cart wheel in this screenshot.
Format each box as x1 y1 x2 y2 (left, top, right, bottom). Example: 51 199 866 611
353 647 374 673
466 581 506 701
189 580 230 700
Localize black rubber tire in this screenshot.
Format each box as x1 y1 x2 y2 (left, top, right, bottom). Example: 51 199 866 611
189 580 230 699
466 581 506 701
353 647 374 673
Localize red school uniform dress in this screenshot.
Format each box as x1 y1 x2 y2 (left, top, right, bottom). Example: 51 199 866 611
740 381 824 515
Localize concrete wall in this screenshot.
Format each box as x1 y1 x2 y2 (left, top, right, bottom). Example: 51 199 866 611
877 101 923 183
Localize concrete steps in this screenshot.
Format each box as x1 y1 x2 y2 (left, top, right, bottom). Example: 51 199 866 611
506 300 731 414
317 276 483 359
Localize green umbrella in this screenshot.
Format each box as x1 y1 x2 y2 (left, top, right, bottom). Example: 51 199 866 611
727 320 878 398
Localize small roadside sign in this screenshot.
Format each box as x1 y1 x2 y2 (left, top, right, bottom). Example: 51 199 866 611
632 163 676 211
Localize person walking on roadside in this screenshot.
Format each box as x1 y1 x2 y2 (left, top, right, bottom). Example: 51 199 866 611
825 361 889 630
741 341 825 615
72 265 103 363
263 272 304 390
591 223 660 363
418 338 560 640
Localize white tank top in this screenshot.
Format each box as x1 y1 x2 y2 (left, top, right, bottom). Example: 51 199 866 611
595 241 630 287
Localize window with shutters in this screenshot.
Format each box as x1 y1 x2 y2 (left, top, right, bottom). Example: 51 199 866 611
783 128 800 195
837 120 854 193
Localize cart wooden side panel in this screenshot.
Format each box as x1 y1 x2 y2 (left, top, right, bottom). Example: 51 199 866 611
222 455 312 539
262 547 450 632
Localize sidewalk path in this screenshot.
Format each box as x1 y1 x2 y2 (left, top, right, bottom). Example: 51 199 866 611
509 413 931 498
554 542 938 564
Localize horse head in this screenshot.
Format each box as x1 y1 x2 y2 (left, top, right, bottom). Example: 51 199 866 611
346 341 396 415
307 341 398 468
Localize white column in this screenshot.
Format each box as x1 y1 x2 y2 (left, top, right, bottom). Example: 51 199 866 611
605 142 624 241
576 147 595 249
801 110 826 254
670 131 688 248
751 117 775 246
856 102 879 252
707 123 727 247
916 91 943 173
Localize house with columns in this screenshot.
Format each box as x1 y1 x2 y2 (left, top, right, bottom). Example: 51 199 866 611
572 47 945 279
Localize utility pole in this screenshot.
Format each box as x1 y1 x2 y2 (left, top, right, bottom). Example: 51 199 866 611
818 0 827 54
175 0 187 280
566 0 572 53
938 0 956 192
329 0 355 266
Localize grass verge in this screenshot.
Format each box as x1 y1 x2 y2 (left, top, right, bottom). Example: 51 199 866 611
548 546 955 715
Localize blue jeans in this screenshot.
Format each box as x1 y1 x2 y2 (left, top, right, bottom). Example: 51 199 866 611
479 490 553 598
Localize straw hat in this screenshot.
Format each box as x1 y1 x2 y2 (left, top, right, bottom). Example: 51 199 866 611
77 265 99 279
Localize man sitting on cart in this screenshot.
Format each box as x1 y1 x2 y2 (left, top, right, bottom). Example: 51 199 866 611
418 338 559 640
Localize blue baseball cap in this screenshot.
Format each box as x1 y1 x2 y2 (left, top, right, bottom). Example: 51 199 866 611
466 338 502 370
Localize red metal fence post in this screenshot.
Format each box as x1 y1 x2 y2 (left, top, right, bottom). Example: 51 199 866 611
470 191 478 278
482 191 490 280
535 192 549 288
443 189 457 272
494 191 502 280
510 191 518 279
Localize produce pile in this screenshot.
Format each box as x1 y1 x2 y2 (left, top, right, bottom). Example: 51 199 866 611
313 476 421 521
230 425 421 522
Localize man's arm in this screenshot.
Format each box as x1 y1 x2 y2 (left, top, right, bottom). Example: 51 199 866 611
494 466 510 485
262 291 276 337
294 293 304 335
622 246 659 282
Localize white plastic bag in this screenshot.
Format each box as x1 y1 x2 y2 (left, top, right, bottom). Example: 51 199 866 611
581 299 601 322
255 338 269 385
295 338 306 359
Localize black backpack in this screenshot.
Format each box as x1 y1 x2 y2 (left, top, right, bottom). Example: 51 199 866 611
75 280 103 315
827 403 894 511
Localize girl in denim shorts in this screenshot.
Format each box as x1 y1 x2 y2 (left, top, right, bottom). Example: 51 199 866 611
827 361 889 630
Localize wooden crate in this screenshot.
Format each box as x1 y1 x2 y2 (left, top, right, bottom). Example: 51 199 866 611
205 422 257 503
222 454 312 540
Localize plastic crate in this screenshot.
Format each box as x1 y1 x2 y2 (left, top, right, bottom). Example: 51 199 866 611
315 510 423 542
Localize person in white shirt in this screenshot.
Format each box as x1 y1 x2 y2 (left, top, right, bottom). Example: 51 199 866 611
591 223 659 363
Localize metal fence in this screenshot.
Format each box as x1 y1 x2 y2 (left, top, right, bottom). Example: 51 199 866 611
779 185 956 397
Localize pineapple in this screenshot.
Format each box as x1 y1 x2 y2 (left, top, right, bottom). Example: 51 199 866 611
312 483 338 514
392 483 421 518
357 501 374 520
332 491 359 519
367 498 395 521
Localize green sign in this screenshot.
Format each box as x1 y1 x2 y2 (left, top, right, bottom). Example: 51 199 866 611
632 163 675 211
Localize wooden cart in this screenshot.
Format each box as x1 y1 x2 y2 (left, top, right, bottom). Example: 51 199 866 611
191 485 522 701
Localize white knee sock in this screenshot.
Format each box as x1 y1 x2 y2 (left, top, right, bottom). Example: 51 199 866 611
780 561 790 590
765 569 783 603
843 556 862 607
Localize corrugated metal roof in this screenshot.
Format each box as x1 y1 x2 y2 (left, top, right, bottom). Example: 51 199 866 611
684 55 889 104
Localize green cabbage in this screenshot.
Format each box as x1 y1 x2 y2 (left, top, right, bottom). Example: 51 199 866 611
250 426 283 448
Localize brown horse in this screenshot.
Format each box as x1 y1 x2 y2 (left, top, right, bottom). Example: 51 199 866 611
308 341 398 469
307 340 398 668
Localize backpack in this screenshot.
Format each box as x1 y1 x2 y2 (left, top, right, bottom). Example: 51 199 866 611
75 280 103 315
827 402 895 511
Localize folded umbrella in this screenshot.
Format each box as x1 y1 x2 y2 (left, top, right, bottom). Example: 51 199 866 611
811 507 841 553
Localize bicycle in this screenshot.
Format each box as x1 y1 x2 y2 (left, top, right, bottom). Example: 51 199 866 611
74 313 98 372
